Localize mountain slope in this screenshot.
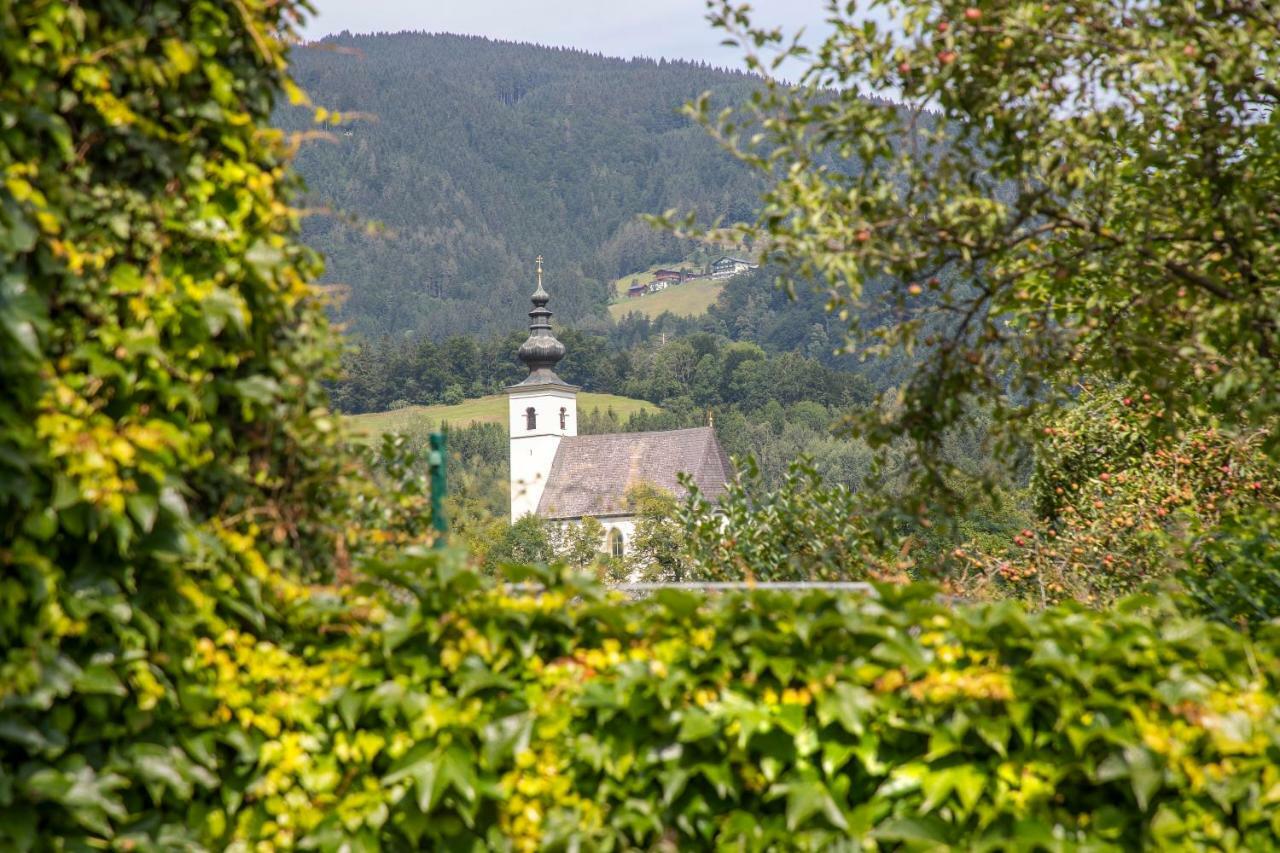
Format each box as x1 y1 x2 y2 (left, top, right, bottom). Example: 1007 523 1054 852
279 33 764 340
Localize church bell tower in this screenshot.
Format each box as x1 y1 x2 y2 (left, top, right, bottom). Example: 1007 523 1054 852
506 256 578 521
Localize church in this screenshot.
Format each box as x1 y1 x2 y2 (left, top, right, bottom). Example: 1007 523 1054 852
507 259 732 558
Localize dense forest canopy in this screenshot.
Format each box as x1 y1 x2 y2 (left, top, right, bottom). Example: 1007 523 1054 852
278 32 767 339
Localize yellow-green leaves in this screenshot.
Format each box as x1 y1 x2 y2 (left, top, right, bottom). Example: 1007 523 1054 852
294 556 1280 849
0 0 385 845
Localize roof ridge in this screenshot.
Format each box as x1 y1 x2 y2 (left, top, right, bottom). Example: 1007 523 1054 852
561 425 712 441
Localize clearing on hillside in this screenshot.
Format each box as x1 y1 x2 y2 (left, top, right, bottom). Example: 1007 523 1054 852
607 237 755 321
347 392 659 440
609 263 725 320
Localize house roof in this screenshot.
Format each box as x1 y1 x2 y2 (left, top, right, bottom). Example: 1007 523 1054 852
713 256 755 266
536 426 732 519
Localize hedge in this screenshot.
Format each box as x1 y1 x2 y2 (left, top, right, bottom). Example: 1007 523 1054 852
16 552 1277 849
278 559 1280 850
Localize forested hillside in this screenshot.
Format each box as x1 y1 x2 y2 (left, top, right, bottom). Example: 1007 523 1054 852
279 33 765 339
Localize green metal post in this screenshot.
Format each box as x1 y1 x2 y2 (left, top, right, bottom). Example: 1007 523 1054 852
429 431 448 546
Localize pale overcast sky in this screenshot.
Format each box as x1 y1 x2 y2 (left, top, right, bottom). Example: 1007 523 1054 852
302 1 834 77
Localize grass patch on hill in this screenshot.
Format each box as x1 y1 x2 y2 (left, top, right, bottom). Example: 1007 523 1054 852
610 262 690 297
347 392 659 440
608 278 725 320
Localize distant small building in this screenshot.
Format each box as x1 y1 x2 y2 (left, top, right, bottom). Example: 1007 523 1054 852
711 256 758 280
627 281 647 298
647 280 669 293
653 269 685 283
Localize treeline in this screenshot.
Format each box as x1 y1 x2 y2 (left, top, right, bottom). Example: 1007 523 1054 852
329 262 913 413
612 264 967 392
332 325 869 416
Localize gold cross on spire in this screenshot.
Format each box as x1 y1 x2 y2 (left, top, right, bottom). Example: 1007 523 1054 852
536 255 543 288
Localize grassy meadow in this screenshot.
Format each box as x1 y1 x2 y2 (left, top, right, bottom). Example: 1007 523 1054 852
346 392 659 440
608 275 724 320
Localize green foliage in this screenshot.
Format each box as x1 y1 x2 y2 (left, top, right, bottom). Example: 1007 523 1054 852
1184 506 1280 627
334 321 869 420
688 0 1280 505
0 0 421 844
957 387 1280 611
547 516 608 574
622 484 691 581
176 553 1280 848
1029 388 1155 523
681 458 885 582
484 515 554 571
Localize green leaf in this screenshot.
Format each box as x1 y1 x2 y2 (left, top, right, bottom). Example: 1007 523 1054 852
126 492 159 534
1125 746 1162 811
244 240 284 278
918 767 956 814
21 508 57 541
677 708 718 742
818 682 873 736
73 664 126 697
783 779 848 831
234 375 282 407
871 816 950 847
440 746 477 805
383 743 441 813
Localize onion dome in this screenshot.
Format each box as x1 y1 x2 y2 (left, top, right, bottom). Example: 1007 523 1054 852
515 256 570 385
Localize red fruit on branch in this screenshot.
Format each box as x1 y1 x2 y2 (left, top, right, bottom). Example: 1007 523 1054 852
938 21 950 32
938 50 958 64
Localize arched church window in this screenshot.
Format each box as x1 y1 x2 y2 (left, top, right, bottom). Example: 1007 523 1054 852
559 407 567 430
525 407 536 431
609 528 625 559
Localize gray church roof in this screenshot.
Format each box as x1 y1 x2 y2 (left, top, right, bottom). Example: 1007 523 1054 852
536 426 732 519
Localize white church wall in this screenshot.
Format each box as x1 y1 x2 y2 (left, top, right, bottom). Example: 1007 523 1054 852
507 386 577 521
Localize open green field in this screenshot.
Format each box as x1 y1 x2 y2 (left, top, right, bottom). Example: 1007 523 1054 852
609 277 724 320
347 392 659 440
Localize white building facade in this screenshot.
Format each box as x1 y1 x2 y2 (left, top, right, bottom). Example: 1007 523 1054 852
507 383 577 520
711 256 758 280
